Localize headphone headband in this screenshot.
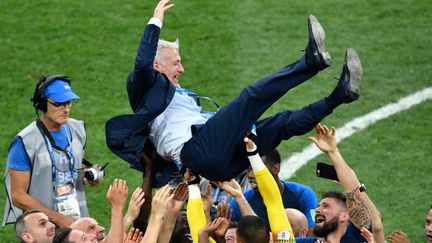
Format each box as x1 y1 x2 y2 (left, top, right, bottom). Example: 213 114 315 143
32 75 71 113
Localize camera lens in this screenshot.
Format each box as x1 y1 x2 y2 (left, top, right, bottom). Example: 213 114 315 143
85 168 97 181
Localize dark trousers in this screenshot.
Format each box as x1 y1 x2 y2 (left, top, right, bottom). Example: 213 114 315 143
180 57 332 181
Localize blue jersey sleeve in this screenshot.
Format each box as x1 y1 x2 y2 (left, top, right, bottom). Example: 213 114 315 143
295 237 319 243
299 186 318 227
286 181 318 228
229 197 241 222
7 137 31 171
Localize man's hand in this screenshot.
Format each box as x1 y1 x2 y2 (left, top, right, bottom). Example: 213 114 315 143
243 136 256 151
217 179 243 198
167 182 188 218
201 184 215 224
213 203 231 241
153 0 175 22
106 179 129 210
125 187 145 220
361 227 376 243
308 123 337 154
387 230 411 243
198 217 226 242
150 184 173 219
124 187 145 230
123 227 144 243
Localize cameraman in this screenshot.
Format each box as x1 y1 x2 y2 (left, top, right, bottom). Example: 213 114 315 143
2 75 102 228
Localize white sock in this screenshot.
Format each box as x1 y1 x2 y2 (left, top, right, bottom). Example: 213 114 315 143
188 184 201 199
248 153 266 172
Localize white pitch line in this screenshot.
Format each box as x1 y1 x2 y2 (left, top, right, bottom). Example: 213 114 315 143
280 87 432 180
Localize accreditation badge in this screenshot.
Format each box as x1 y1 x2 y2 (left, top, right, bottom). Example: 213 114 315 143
54 182 81 218
276 230 296 243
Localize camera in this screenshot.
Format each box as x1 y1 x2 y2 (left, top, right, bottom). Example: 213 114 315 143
84 163 108 181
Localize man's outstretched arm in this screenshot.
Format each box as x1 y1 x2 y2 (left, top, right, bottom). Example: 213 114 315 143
128 0 174 110
218 179 256 217
309 123 371 230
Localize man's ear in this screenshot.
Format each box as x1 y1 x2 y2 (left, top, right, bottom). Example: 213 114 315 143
339 211 350 223
299 227 309 237
21 232 34 242
153 61 160 71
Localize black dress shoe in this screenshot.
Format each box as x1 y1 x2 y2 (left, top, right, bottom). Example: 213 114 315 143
335 48 362 103
305 15 331 71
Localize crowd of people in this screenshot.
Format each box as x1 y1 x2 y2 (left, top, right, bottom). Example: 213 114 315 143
2 0 429 242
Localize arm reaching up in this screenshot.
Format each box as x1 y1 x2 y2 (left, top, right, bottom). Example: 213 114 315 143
244 135 295 242
106 179 129 243
309 123 371 230
133 148 157 231
124 187 145 232
308 124 360 192
157 182 189 243
218 180 256 217
141 185 174 243
152 0 175 22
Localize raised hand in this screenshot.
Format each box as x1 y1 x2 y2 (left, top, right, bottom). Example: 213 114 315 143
106 179 129 243
198 217 226 242
123 227 143 243
141 185 174 243
308 123 337 153
243 136 256 151
153 0 175 22
214 203 231 240
201 184 215 224
387 230 411 243
124 187 145 230
167 182 189 218
361 227 376 243
106 179 129 210
217 179 242 198
151 184 174 219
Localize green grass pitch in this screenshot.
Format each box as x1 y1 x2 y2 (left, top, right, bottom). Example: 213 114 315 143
1 0 431 242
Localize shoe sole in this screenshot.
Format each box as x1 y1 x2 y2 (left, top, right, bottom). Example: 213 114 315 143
308 15 331 66
345 48 362 99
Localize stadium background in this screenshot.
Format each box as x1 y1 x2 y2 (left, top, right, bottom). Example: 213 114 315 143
0 0 431 241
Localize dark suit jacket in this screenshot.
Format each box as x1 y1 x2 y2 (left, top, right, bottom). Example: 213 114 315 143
105 24 177 186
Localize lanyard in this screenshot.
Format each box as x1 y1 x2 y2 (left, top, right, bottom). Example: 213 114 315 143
38 122 75 183
176 88 220 111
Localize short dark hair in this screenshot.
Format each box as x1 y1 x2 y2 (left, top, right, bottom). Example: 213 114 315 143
229 221 238 229
53 227 73 243
262 149 281 167
15 209 44 243
322 190 347 208
237 215 269 243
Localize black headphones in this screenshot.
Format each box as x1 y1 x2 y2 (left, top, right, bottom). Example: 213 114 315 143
31 75 71 113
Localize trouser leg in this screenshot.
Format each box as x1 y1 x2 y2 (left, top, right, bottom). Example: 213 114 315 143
181 57 319 181
226 99 332 178
254 98 332 155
